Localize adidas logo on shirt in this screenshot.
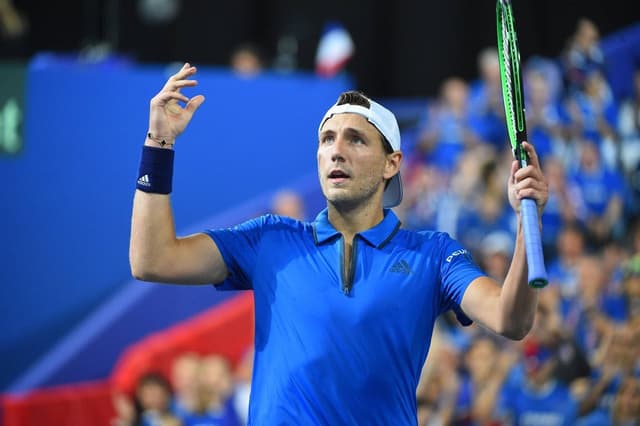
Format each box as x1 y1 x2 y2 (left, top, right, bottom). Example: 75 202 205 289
137 174 151 187
390 260 412 274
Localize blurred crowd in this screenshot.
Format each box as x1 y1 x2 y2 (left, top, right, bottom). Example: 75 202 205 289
113 18 640 426
112 351 253 426
401 18 640 426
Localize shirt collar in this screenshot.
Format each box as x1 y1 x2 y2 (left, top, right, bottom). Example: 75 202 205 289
312 208 402 248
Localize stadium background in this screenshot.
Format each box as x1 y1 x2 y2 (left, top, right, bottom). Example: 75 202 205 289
1 0 640 424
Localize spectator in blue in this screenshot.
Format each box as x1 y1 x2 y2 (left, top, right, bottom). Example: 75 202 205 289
501 339 579 426
169 353 200 420
569 138 625 246
412 145 498 238
456 189 515 258
399 163 447 231
533 289 591 387
129 64 550 424
468 47 509 153
560 18 606 95
523 64 567 163
567 256 627 360
576 324 640 424
453 335 517 425
134 372 182 426
478 231 514 282
180 355 240 426
540 157 583 259
600 239 628 297
416 77 483 173
547 222 586 300
617 68 640 175
456 160 516 256
564 70 619 169
577 376 640 426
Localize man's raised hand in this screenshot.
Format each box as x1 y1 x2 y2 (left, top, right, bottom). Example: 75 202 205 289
147 62 205 146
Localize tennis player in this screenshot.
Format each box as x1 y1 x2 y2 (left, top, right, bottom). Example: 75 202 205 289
130 63 549 424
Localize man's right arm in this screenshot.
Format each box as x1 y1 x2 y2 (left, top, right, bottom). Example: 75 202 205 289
129 63 228 285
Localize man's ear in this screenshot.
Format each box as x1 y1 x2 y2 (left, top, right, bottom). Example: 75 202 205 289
384 151 403 180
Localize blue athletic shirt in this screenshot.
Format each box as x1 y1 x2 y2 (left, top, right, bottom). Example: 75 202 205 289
205 208 485 425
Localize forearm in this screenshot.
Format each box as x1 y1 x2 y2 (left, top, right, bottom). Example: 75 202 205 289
129 137 180 280
497 220 538 339
129 189 179 281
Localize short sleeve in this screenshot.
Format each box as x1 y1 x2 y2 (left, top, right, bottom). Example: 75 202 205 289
438 234 486 324
203 215 268 291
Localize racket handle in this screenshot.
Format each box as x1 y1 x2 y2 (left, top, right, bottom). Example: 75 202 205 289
521 198 548 288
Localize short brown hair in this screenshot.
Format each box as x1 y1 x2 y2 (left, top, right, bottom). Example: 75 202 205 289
336 90 371 109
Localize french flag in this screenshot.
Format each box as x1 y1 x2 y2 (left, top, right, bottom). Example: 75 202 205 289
315 21 355 77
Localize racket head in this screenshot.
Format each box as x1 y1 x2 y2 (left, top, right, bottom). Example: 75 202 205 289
496 0 548 288
496 0 528 166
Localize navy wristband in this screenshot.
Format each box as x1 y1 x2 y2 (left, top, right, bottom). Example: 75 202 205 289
136 145 175 194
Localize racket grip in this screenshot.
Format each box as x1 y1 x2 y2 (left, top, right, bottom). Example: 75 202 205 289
521 198 548 288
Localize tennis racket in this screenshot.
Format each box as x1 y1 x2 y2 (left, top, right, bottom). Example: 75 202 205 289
496 0 548 288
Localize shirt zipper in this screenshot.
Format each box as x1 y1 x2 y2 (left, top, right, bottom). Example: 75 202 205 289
341 235 358 295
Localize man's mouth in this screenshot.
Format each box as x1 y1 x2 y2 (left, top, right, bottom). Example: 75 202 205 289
328 169 350 183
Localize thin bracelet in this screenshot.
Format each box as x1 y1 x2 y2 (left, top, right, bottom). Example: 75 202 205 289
147 132 174 148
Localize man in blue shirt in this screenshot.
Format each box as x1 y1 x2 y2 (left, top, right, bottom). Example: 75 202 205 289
130 63 549 425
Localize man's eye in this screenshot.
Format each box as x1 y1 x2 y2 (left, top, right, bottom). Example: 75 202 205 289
352 136 364 144
321 135 334 144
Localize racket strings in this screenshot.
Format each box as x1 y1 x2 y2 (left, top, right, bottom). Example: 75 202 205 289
499 10 517 145
506 10 526 135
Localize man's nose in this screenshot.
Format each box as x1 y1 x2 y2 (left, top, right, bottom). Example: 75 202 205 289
330 136 347 162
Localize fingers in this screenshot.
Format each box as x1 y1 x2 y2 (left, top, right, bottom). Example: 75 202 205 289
163 78 198 94
185 94 205 114
510 160 519 184
514 142 543 182
162 62 199 93
153 90 190 105
522 141 541 169
514 163 543 186
168 62 196 85
510 143 548 206
513 176 546 199
152 63 202 108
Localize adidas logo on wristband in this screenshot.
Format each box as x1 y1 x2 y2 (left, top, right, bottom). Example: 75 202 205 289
137 145 174 194
137 174 151 187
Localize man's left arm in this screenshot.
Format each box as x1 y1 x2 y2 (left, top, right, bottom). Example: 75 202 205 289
461 142 548 340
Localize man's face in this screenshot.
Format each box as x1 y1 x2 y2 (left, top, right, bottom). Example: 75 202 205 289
317 113 395 208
